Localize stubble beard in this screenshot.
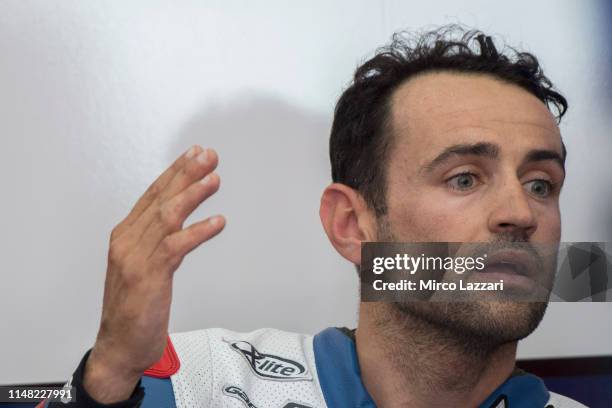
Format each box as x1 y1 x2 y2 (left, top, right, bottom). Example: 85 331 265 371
375 216 550 354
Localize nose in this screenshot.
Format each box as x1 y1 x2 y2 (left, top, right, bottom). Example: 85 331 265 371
487 178 538 239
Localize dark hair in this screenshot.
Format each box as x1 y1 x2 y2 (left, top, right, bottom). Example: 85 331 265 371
329 25 568 216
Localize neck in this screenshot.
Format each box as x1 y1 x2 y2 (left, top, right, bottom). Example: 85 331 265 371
356 303 517 408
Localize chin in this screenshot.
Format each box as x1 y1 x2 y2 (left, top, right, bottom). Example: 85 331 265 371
394 300 549 348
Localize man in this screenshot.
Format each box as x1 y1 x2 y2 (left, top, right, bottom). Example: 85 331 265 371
42 26 585 407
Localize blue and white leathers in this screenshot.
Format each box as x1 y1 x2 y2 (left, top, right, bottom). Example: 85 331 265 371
128 327 585 408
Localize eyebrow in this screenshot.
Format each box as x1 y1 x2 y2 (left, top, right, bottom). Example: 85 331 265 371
420 142 566 174
421 142 499 173
523 149 565 172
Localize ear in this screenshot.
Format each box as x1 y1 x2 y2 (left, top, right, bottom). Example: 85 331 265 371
319 183 378 265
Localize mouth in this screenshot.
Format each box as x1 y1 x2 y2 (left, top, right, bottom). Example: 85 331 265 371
484 249 536 274
483 261 526 276
471 249 538 288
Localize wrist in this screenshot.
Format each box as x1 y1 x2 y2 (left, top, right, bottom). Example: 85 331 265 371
82 347 143 404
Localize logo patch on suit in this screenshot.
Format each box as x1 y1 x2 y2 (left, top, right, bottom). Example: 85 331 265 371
222 385 314 408
489 395 507 408
225 339 312 381
222 385 259 408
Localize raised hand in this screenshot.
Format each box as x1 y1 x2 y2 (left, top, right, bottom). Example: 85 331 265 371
82 145 224 403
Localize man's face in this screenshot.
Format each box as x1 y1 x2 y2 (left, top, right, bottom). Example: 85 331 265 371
379 71 565 344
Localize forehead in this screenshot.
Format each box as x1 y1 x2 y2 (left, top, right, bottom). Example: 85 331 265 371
388 71 562 155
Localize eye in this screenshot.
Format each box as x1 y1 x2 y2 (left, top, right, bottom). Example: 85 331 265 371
447 172 479 191
524 179 553 197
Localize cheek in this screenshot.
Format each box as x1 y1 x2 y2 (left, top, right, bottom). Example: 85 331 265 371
533 203 562 241
387 194 483 241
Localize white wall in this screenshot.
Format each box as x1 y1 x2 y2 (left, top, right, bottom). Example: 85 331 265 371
0 0 610 383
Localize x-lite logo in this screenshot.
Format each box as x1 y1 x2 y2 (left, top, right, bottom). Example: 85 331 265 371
225 339 312 381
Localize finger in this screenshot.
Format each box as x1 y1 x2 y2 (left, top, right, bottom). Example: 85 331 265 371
150 215 226 271
118 148 218 247
112 145 202 240
140 172 221 257
157 148 219 204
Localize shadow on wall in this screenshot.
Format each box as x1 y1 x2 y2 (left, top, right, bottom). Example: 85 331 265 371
165 93 339 323
170 93 332 230
173 93 331 166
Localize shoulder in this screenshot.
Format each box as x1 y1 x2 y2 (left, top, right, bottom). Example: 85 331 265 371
169 326 315 376
164 327 324 407
172 326 314 345
168 327 315 379
170 327 313 362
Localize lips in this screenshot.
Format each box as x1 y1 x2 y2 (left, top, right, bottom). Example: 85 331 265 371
480 249 538 279
483 262 524 275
